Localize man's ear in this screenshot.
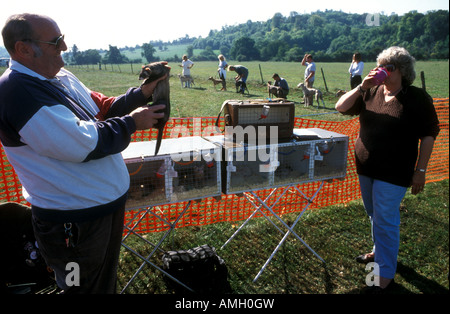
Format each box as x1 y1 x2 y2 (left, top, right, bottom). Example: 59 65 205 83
14 41 34 60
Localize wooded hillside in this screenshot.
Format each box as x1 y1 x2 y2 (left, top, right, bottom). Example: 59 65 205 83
193 10 449 61
30 9 448 65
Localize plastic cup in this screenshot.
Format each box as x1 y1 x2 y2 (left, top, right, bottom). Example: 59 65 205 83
371 68 390 85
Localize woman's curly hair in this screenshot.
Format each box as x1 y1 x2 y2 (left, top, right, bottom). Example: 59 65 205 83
377 46 416 86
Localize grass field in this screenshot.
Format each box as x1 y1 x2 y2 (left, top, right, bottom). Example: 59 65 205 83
62 60 445 295
64 60 449 120
0 61 448 295
102 44 215 62
117 180 449 295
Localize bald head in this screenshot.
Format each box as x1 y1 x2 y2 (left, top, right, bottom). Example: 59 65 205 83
2 13 66 78
2 13 53 54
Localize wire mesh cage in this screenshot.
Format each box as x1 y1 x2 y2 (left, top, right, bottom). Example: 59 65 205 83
291 128 348 182
236 104 292 124
204 128 348 195
273 141 311 187
122 137 221 210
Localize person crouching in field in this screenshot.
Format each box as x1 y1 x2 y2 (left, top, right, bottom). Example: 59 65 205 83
229 65 248 94
267 73 289 99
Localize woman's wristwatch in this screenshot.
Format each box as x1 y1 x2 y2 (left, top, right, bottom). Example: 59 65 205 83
357 84 366 94
415 168 427 173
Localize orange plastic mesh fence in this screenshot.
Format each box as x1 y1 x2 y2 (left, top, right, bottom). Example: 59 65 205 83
1 100 448 234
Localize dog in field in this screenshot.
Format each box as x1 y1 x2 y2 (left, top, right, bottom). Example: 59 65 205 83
335 89 347 97
177 74 194 88
208 76 223 89
235 80 249 94
267 81 278 98
297 82 325 108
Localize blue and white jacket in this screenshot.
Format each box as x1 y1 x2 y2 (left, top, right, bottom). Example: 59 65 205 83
0 60 149 222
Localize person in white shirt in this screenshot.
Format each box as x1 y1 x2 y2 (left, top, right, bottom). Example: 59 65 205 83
301 54 316 104
217 54 228 91
179 54 194 87
348 52 364 89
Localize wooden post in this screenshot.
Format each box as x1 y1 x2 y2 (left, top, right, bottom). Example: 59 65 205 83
421 71 426 91
259 64 264 84
321 67 329 92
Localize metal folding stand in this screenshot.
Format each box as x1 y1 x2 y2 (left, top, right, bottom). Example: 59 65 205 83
120 201 195 293
119 137 223 293
221 181 325 282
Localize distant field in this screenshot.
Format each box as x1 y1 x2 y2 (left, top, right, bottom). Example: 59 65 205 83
1 60 448 119
152 44 217 60
56 60 449 119
0 61 447 295
107 44 218 62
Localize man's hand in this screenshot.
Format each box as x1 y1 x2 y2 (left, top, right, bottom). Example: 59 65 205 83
130 104 165 130
140 61 170 99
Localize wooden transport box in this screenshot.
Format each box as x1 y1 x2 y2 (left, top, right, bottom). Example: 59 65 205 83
122 137 221 209
220 99 295 140
204 128 348 194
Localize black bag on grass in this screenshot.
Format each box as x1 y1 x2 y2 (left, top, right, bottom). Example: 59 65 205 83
161 244 230 293
0 202 54 294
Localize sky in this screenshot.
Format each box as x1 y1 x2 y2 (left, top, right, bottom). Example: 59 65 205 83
1 0 448 51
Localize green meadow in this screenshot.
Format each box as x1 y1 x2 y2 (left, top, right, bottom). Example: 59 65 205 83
0 61 448 295
62 60 449 295
64 60 449 120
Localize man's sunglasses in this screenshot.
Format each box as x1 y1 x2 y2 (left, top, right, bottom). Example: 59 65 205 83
23 34 65 49
378 64 396 72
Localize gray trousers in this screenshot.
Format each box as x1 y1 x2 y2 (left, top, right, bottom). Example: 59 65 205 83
32 206 125 294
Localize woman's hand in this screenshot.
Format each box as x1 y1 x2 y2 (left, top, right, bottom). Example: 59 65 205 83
361 67 379 90
411 171 426 195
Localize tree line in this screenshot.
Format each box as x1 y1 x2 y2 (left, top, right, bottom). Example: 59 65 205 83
194 10 448 62
65 44 147 65
64 9 449 65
